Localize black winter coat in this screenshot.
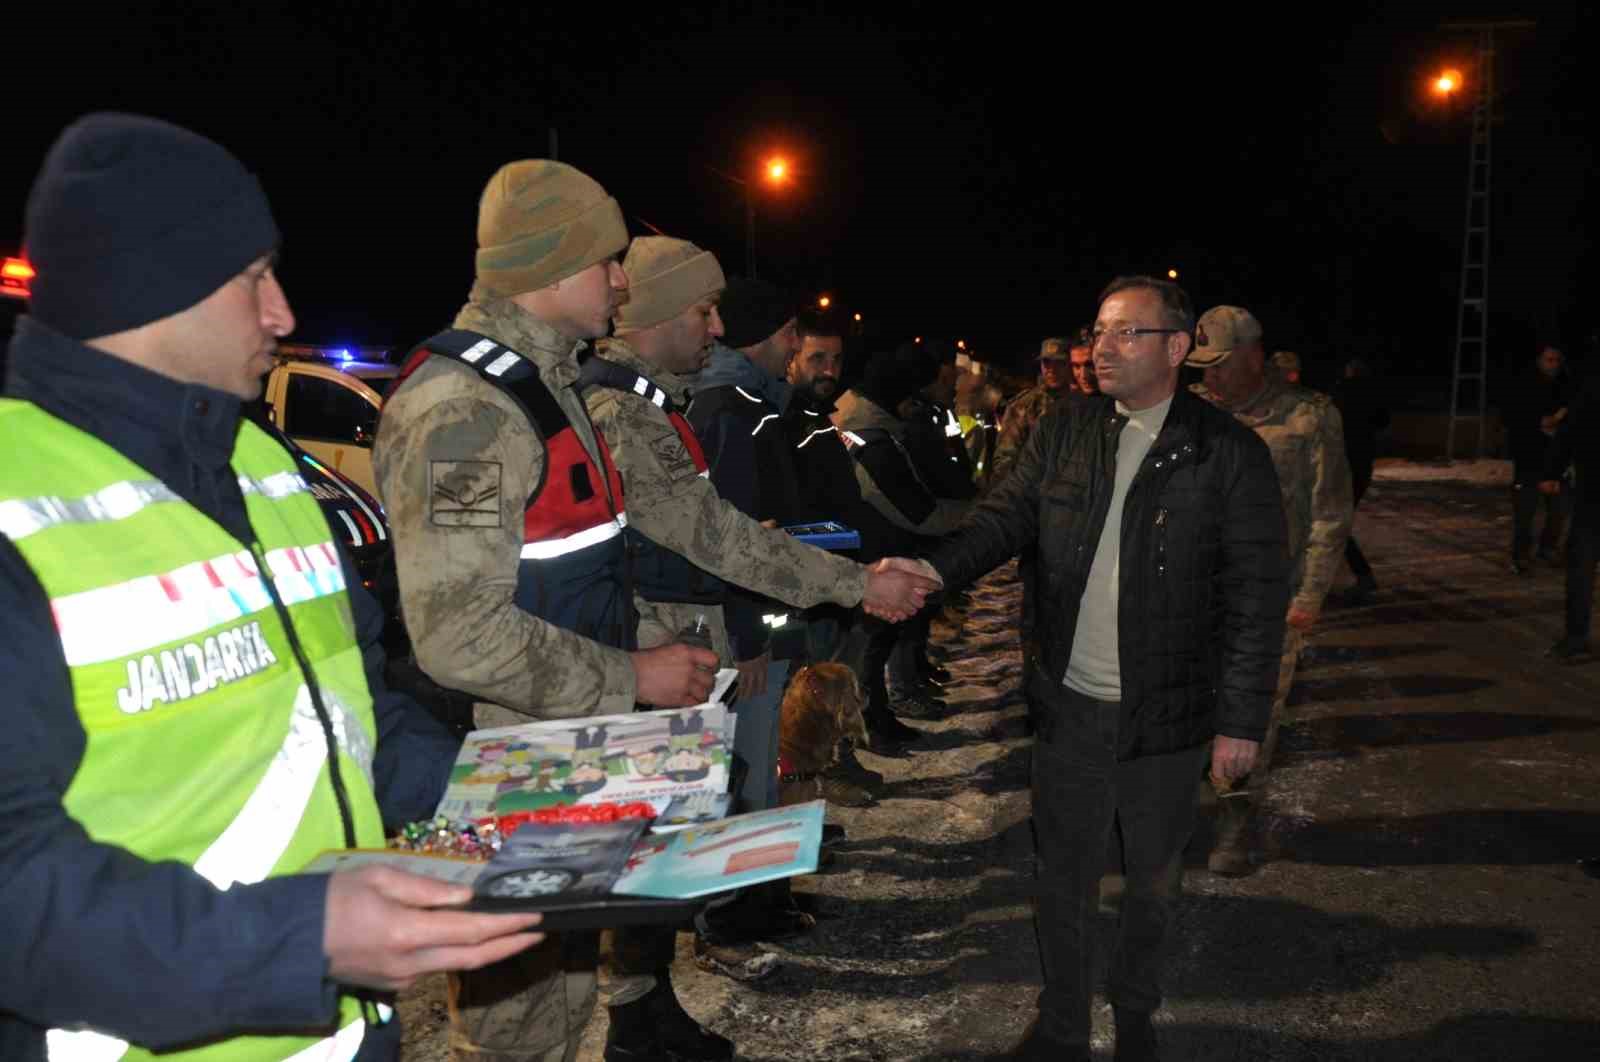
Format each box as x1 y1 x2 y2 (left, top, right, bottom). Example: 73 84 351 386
927 390 1289 760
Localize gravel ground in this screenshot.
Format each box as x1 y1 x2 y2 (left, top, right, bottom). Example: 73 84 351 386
402 476 1600 1060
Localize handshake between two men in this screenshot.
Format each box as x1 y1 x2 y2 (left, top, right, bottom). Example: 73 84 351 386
861 556 946 623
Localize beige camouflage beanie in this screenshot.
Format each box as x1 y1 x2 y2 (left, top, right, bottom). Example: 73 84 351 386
474 160 628 298
614 236 726 334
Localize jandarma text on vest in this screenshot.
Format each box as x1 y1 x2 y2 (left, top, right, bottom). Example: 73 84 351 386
117 621 280 714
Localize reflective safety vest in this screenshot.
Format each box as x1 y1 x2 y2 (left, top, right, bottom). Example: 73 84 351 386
396 330 633 648
0 399 386 1062
578 356 726 606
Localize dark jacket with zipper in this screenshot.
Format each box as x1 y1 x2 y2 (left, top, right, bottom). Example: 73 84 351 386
926 389 1289 760
0 317 458 1061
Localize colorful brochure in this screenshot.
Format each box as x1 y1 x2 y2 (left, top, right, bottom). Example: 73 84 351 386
613 801 825 900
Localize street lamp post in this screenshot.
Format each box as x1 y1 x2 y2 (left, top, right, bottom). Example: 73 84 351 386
707 156 789 280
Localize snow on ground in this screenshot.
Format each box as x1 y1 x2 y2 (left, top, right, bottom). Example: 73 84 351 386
1372 457 1511 486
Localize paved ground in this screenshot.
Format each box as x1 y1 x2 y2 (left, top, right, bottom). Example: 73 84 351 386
402 473 1600 1060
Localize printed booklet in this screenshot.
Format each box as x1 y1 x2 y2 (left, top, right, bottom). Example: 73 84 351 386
434 670 738 822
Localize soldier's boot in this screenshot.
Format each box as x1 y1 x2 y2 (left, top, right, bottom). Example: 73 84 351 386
604 973 732 1062
865 705 920 746
1207 795 1257 877
1112 1006 1159 1062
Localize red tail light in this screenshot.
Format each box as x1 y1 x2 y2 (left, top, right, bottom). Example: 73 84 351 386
1 257 33 299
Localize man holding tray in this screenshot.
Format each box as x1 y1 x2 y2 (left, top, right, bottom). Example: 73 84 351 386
0 113 546 1062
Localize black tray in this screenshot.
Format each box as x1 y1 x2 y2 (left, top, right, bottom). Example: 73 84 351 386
466 892 703 931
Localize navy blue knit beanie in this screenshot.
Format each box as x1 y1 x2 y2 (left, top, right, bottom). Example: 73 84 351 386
718 277 798 350
24 112 280 340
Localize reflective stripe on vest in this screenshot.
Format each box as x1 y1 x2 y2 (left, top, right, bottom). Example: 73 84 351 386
54 542 345 671
0 400 385 1062
47 1011 378 1062
520 509 629 560
0 472 308 542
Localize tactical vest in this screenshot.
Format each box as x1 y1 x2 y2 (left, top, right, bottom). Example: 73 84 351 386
0 401 386 1062
579 356 726 606
396 330 634 649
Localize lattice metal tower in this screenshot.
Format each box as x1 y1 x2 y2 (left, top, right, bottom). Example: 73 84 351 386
1443 19 1534 460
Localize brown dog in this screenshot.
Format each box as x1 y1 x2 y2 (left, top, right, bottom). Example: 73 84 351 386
776 662 869 808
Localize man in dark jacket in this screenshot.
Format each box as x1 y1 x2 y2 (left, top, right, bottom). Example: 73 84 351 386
1332 357 1389 600
0 113 542 1062
899 276 1288 1061
1549 368 1600 661
1506 345 1574 573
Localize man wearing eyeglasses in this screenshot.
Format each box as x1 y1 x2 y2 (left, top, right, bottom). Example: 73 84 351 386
1188 306 1352 878
894 276 1288 1060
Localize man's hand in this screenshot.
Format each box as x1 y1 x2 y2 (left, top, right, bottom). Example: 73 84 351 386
862 557 943 622
1286 604 1319 631
324 866 544 992
735 651 770 700
1210 735 1260 788
631 642 719 705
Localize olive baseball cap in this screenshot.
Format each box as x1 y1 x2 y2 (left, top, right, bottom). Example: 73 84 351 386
1037 337 1070 361
1186 306 1263 368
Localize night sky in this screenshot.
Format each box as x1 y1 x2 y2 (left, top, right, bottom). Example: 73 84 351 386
5 2 1594 391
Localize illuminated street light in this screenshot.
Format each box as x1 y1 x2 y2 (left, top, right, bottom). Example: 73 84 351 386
1433 68 1463 96
1167 268 1179 279
818 295 831 308
853 312 862 322
957 340 966 350
766 157 789 182
914 336 922 344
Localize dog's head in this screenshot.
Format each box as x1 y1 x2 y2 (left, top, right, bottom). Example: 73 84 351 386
779 662 868 777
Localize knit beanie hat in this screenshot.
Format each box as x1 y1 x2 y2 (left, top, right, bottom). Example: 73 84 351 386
613 237 725 334
861 343 938 411
475 160 628 298
718 277 798 349
24 112 280 340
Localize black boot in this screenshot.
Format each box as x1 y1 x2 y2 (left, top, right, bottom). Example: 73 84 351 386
606 973 734 1062
1113 1006 1158 1062
866 708 920 746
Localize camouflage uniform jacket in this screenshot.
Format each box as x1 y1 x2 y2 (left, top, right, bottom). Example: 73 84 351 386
990 384 1068 487
585 339 867 663
1191 377 1354 614
374 293 637 723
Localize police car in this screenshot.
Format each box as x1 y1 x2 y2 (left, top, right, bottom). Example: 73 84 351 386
263 344 399 498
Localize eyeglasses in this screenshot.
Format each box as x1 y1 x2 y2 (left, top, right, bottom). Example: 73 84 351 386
1091 326 1183 345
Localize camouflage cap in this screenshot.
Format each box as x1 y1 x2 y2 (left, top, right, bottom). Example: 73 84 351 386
474 160 628 298
1186 305 1263 367
1037 337 1071 361
614 236 725 334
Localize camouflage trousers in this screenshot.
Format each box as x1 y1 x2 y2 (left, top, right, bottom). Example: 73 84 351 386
448 925 680 1060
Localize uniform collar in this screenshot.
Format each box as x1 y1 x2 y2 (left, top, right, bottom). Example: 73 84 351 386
453 292 587 389
594 337 692 405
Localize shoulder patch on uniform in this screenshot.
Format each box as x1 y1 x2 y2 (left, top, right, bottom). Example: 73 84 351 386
649 429 700 483
431 460 502 527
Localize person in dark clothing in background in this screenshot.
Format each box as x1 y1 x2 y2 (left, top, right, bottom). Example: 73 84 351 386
1333 357 1390 602
1505 345 1574 575
1548 367 1600 661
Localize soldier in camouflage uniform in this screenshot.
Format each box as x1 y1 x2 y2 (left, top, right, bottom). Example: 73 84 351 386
375 162 723 1062
988 328 1095 488
582 237 926 806
1188 306 1353 876
582 237 904 670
